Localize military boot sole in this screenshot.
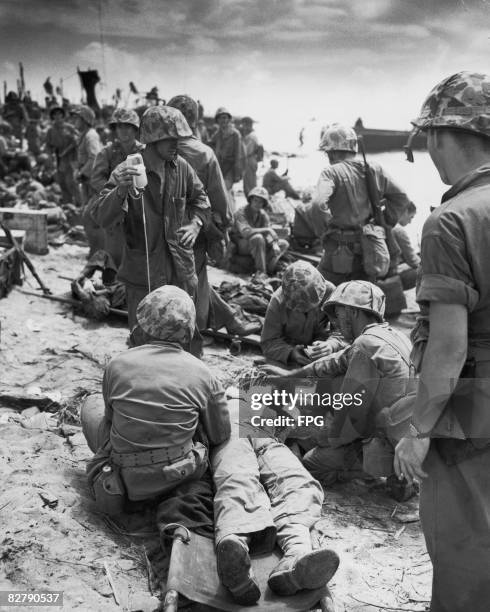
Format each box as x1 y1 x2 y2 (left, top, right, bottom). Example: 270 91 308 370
268 549 340 596
216 538 261 606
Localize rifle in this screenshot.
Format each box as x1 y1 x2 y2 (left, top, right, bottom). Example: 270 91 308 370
357 136 401 261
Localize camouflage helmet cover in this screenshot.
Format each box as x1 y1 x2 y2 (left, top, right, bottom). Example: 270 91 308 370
139 106 192 144
319 123 358 153
412 71 490 138
215 106 232 121
323 280 385 322
136 285 196 344
109 107 140 129
168 95 198 129
247 185 270 207
71 105 96 127
282 261 335 312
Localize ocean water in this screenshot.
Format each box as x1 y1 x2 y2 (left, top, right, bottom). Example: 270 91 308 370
267 149 446 249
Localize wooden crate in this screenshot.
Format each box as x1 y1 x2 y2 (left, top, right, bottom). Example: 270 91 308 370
0 208 48 254
0 246 23 298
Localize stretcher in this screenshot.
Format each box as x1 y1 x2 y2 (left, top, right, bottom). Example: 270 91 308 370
161 525 336 612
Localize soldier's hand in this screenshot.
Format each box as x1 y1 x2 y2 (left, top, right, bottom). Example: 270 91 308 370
112 162 140 189
259 364 290 377
177 222 200 248
267 228 278 241
290 346 311 366
394 436 429 485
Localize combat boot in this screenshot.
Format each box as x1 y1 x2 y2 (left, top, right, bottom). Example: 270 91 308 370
268 524 339 596
216 535 261 605
386 474 418 502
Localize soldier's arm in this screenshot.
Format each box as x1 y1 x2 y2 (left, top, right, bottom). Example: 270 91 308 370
261 294 295 364
298 344 352 377
79 131 101 178
90 147 112 193
393 226 420 268
91 176 127 228
205 153 232 226
200 375 232 446
378 166 410 227
233 131 243 182
185 160 210 228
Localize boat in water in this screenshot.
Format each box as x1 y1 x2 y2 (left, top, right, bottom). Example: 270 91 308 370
353 118 426 153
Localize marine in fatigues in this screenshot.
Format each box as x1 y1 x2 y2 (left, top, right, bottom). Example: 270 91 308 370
81 286 230 537
89 108 144 267
313 124 409 285
264 281 413 496
395 72 490 612
261 260 346 366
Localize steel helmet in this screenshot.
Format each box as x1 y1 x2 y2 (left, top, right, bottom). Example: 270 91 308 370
139 106 192 144
412 71 490 138
109 107 140 129
247 186 270 207
71 105 96 127
323 280 385 322
49 105 65 120
136 285 196 344
282 261 335 312
319 123 358 153
215 106 232 121
168 95 198 129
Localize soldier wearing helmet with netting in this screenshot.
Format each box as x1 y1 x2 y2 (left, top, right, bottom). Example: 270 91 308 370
87 108 145 267
262 280 413 500
394 72 490 612
309 123 410 284
92 106 209 353
80 285 231 539
167 94 258 337
261 261 347 366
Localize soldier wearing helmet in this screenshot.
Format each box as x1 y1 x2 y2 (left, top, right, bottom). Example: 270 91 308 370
263 280 413 499
210 107 243 209
70 104 103 252
261 261 347 365
240 116 263 196
81 285 231 534
394 72 490 611
45 105 79 204
309 122 409 284
231 186 289 275
87 108 144 266
167 94 258 337
92 106 209 350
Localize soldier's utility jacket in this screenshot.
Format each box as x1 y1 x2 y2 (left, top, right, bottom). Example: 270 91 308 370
87 341 231 500
210 126 243 182
177 136 232 227
77 127 102 179
233 204 270 239
92 148 209 292
90 139 145 193
301 322 412 446
392 224 420 269
261 287 346 364
312 160 409 230
45 123 78 169
415 163 490 442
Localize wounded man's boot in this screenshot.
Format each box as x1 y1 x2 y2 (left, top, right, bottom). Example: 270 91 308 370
216 534 261 605
268 523 339 596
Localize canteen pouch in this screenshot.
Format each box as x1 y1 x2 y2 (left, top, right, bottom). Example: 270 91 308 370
360 223 390 279
331 243 355 274
92 464 126 517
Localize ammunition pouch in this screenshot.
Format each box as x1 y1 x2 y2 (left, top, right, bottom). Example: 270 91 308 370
112 441 208 501
92 463 126 517
360 223 390 279
324 228 361 275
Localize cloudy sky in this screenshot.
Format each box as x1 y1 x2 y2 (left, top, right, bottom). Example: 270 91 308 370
0 0 488 148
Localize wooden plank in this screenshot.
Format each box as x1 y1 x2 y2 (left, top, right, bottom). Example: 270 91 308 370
0 208 48 254
289 250 321 265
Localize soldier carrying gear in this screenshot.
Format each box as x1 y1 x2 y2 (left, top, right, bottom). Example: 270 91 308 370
311 123 410 285
71 104 96 127
168 95 199 130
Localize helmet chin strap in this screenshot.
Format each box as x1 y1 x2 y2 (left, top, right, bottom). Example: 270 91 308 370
404 127 421 163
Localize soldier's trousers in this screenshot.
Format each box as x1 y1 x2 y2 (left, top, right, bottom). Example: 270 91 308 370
420 445 490 612
211 437 324 555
